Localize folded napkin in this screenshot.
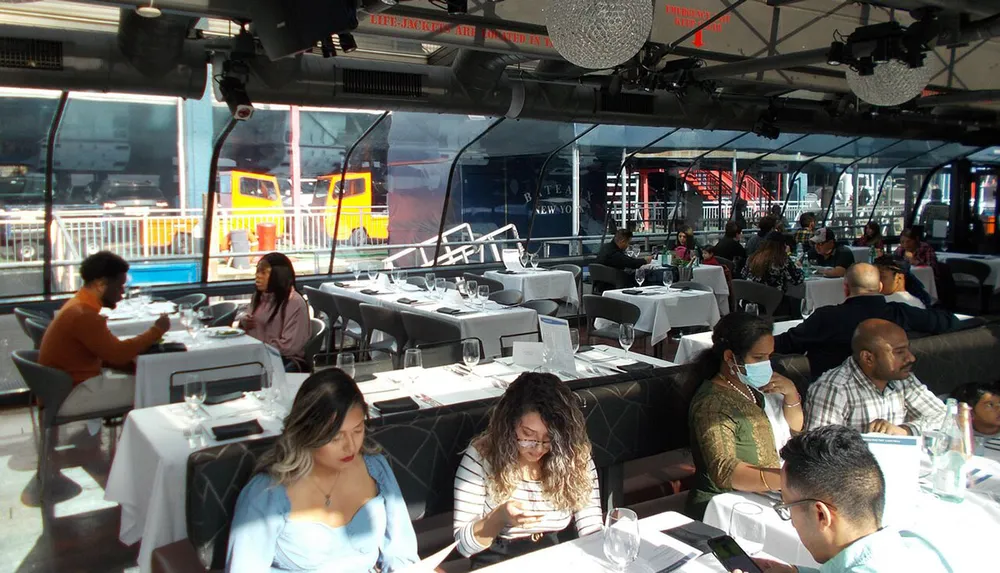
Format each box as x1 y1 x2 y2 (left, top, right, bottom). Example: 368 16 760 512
436 307 464 315
618 361 654 373
397 297 420 305
373 396 420 414
360 289 384 296
498 270 520 275
210 419 263 441
622 289 648 295
203 391 244 405
141 342 187 355
662 521 726 555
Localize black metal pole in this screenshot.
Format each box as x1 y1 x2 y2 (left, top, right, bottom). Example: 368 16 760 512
601 128 681 246
42 92 69 296
819 139 904 226
526 124 599 244
781 137 863 216
328 111 390 274
867 143 951 226
907 146 989 229
732 134 811 216
200 117 239 285
672 131 749 230
432 117 507 265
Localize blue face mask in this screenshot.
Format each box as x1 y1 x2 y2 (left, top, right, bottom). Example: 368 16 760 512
732 359 773 388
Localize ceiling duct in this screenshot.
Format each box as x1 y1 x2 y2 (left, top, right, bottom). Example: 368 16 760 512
117 8 197 78
0 24 207 98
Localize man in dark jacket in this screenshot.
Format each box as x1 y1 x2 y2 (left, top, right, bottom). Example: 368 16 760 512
774 263 959 379
712 221 746 264
596 228 651 271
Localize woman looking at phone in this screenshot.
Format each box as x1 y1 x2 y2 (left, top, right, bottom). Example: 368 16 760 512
452 373 603 569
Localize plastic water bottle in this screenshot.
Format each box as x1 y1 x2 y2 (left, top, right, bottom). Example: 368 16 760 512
868 245 877 264
931 399 968 503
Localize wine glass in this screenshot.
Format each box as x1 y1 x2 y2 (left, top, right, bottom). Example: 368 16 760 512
663 269 674 289
366 264 378 285
619 322 635 355
390 268 401 292
183 375 206 420
519 251 530 269
403 348 423 385
425 273 436 296
336 352 356 378
478 285 490 310
529 252 539 270
635 268 646 288
570 329 580 354
603 507 640 572
462 339 480 368
745 302 760 316
179 303 195 341
352 262 362 284
800 298 815 319
398 270 408 290
729 502 767 556
434 278 448 299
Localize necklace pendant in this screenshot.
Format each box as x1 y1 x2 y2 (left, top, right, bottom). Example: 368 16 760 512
324 496 332 508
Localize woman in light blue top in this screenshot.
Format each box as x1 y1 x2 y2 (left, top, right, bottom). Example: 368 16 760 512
226 369 418 573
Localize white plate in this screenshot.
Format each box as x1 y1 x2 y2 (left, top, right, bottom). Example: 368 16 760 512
204 327 245 339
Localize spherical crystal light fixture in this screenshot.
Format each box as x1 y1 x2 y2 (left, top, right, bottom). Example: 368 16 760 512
845 59 932 107
545 0 653 69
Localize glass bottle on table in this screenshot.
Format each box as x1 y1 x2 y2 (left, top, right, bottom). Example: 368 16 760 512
931 398 969 503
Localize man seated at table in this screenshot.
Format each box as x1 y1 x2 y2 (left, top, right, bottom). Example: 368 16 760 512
774 263 958 378
872 255 933 309
794 212 816 247
596 228 651 284
738 425 953 573
712 221 747 266
805 319 946 436
894 227 938 269
39 251 170 417
807 228 854 278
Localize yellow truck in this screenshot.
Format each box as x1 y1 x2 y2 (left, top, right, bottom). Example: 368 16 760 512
314 171 388 245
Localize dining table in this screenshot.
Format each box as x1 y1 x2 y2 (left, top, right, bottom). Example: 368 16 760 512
483 268 579 306
599 286 722 346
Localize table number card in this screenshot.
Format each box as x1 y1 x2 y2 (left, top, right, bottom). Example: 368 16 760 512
502 248 525 272
512 341 545 369
538 315 577 374
862 433 920 525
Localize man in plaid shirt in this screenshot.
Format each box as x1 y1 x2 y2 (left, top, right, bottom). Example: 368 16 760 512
794 212 816 247
805 318 946 436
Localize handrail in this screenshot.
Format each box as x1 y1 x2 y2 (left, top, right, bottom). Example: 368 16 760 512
673 132 750 229
781 136 863 217
867 142 951 226
733 133 811 210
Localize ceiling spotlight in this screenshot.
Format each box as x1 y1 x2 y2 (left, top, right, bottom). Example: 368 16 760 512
827 41 846 66
447 0 468 15
135 1 161 18
338 33 358 54
320 36 337 58
219 75 254 121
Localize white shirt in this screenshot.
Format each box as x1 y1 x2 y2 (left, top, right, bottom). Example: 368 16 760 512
885 291 925 308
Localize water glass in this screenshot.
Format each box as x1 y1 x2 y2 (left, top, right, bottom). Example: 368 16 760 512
619 322 635 354
570 329 580 353
800 298 815 319
336 352 356 378
398 270 408 290
179 303 195 340
603 507 640 571
403 348 423 385
366 264 378 284
923 429 951 467
462 339 480 368
425 273 436 295
744 302 760 316
478 285 491 309
465 280 478 300
434 278 447 298
635 268 646 288
183 376 206 420
729 503 767 556
259 369 275 415
352 262 362 283
663 270 674 288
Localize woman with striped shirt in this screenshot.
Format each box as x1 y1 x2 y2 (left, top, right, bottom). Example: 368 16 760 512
452 373 603 569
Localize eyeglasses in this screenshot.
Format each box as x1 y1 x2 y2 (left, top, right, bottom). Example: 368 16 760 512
772 498 836 521
516 439 551 450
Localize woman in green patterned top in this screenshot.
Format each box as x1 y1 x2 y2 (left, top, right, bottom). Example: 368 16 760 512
685 313 803 520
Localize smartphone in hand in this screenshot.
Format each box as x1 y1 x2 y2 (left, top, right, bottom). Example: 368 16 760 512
707 535 763 573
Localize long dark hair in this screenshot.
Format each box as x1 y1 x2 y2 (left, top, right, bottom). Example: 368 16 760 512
748 237 789 280
472 372 593 511
256 369 375 484
252 252 297 322
688 312 774 388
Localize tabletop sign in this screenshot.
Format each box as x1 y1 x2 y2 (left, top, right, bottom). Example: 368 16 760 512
502 248 525 272
513 341 545 368
539 315 577 374
862 433 920 525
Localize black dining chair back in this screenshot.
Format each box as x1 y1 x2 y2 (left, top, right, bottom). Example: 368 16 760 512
730 280 784 317
588 263 629 295
359 304 409 366
330 293 367 349
203 302 239 328
944 258 992 313
463 273 504 293
172 293 208 310
23 317 48 350
489 289 523 306
520 299 559 317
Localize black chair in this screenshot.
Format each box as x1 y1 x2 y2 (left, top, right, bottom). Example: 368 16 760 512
462 273 504 293
406 277 429 290
670 281 714 293
582 295 650 346
359 304 408 366
330 293 366 350
172 293 208 310
731 280 784 316
400 311 462 348
303 318 327 367
12 350 132 498
202 302 238 328
520 299 559 317
14 307 51 339
167 361 266 403
589 263 629 295
713 256 736 277
303 286 344 352
944 258 992 313
415 337 484 368
489 289 523 306
23 317 48 350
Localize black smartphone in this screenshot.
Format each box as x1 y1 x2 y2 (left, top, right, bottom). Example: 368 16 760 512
706 535 764 573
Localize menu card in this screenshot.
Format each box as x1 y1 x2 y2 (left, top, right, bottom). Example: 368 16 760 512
502 248 525 272
538 315 577 374
862 433 920 525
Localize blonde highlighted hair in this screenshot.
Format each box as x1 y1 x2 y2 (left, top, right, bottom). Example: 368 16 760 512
472 372 593 512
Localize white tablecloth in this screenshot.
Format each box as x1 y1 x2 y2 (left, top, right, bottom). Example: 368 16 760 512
484 269 579 306
693 265 730 316
133 330 286 409
849 246 871 263
787 276 845 310
478 511 727 572
600 287 722 346
704 477 1000 573
939 253 1000 291
319 283 539 357
675 320 803 364
107 347 673 573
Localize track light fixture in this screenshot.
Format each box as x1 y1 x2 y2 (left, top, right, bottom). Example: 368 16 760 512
338 33 358 53
320 36 337 58
447 0 468 15
752 111 780 140
136 1 161 18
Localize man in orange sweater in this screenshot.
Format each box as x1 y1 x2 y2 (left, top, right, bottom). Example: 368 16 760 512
39 251 170 417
